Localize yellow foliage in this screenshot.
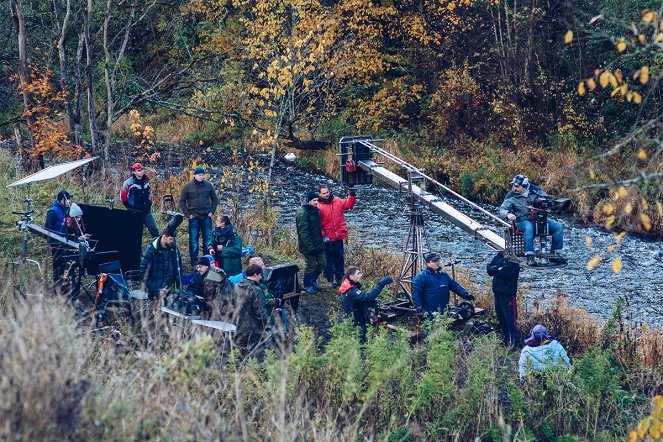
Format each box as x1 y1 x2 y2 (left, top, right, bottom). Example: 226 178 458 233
564 30 574 43
587 78 597 91
585 235 593 247
616 39 627 52
586 255 601 270
611 257 623 273
577 82 586 96
638 149 647 160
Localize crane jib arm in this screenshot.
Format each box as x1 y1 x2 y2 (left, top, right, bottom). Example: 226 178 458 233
357 160 506 251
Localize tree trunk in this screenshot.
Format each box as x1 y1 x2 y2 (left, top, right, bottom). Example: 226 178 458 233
10 0 42 170
73 32 84 147
83 0 101 158
102 1 135 164
55 0 79 146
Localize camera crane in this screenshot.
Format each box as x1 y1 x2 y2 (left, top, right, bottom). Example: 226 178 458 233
340 136 513 322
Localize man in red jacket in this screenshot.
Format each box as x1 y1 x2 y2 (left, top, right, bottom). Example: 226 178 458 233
317 184 356 288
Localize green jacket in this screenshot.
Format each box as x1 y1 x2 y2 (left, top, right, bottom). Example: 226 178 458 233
232 278 270 348
211 229 243 276
296 205 324 254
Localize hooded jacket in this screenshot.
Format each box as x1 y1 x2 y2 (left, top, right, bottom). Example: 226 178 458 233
121 174 153 213
179 179 218 219
317 193 356 242
339 278 388 328
487 253 520 296
296 204 324 254
233 278 270 348
499 184 548 223
411 267 471 316
518 339 571 381
140 236 182 299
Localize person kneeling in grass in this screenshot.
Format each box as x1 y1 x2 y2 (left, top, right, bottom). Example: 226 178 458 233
519 324 571 382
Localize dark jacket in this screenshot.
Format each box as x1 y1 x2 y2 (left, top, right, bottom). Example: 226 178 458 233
296 204 324 254
411 267 471 316
140 236 182 299
499 184 548 223
339 278 387 328
210 225 243 276
233 278 270 348
121 174 153 213
60 216 87 241
487 252 520 296
179 179 218 219
45 200 68 242
189 267 233 320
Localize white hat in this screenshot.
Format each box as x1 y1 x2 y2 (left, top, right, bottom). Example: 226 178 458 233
69 203 83 217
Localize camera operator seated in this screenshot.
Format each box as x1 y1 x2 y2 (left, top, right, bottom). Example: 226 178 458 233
60 203 90 242
59 203 90 305
188 256 233 320
499 175 566 266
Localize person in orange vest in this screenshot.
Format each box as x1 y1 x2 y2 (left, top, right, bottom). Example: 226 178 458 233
317 184 356 288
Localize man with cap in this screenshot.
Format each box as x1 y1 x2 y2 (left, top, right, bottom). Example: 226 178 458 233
296 191 326 294
45 190 72 284
140 217 183 300
121 162 159 238
179 166 218 268
58 203 90 304
499 174 566 266
518 324 571 382
187 256 232 319
411 252 474 320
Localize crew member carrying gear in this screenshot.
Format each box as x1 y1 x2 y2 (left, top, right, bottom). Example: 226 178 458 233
499 175 566 266
487 251 521 348
121 162 159 238
339 266 393 342
411 252 474 320
140 215 183 300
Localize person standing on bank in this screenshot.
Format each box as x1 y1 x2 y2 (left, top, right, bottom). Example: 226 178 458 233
121 162 159 238
296 191 326 294
487 251 521 348
411 252 475 320
179 166 218 268
317 184 357 288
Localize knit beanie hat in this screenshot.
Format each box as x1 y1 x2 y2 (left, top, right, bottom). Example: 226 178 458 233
306 191 318 202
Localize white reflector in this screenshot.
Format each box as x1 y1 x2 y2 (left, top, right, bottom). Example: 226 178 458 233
7 157 98 187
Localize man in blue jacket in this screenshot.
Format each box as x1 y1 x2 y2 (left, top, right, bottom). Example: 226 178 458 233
411 252 474 320
487 251 521 348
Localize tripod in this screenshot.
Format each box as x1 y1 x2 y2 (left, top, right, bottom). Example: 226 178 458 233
396 171 431 301
12 185 43 298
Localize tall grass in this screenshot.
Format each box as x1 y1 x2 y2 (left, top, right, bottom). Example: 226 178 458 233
1 290 660 441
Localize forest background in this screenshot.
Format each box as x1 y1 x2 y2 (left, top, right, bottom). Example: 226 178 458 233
1 0 662 237
1 1 663 441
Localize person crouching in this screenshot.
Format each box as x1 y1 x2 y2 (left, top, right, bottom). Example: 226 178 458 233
339 266 393 342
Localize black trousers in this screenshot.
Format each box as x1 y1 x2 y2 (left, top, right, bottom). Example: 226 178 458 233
494 293 520 346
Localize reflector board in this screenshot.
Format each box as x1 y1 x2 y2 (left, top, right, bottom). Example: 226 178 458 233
7 157 98 187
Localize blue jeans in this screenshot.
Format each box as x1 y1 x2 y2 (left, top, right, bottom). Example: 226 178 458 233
324 240 345 281
188 216 212 266
518 219 564 254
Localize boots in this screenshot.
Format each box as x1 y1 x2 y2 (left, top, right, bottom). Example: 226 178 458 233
310 272 322 292
334 274 343 287
302 275 316 295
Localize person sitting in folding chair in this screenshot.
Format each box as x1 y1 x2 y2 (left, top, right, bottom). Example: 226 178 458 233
59 203 91 305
